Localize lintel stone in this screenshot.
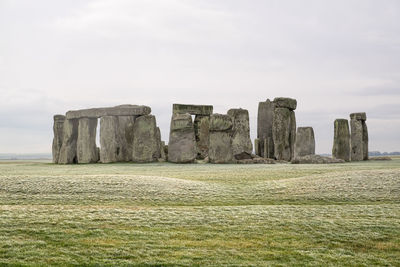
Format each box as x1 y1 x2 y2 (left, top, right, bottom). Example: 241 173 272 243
172 104 213 115
66 105 151 119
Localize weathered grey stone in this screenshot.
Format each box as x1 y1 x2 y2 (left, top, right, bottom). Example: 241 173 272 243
117 116 136 162
168 113 197 163
272 107 296 161
257 99 275 158
350 118 364 161
291 155 345 164
350 112 367 121
172 104 213 115
100 116 120 163
194 115 210 159
362 121 369 160
289 111 296 160
227 108 253 158
155 127 162 159
170 113 193 131
77 118 98 163
332 119 350 162
209 131 233 163
66 105 151 119
132 115 160 163
160 141 166 161
350 113 368 161
99 115 136 163
209 114 233 163
273 97 297 110
254 138 260 156
209 113 233 131
52 115 65 163
294 127 315 158
234 152 253 160
58 119 79 164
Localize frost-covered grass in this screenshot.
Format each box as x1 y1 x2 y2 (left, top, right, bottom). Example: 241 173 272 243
0 159 399 266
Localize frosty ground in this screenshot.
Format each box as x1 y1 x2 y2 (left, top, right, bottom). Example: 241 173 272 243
0 159 399 266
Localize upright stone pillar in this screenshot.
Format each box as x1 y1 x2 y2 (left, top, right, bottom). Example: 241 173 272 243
228 108 253 159
52 115 65 163
194 115 210 159
272 97 297 161
294 127 315 158
209 114 233 163
257 99 275 158
77 118 98 163
332 119 350 162
58 119 79 164
100 116 119 163
362 122 369 160
117 116 136 162
132 115 160 162
168 113 197 163
350 112 368 161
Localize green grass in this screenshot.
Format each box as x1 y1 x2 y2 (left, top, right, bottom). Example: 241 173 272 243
0 159 399 266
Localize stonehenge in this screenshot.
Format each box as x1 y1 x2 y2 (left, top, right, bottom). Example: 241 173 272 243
53 105 162 164
350 112 368 161
332 119 351 162
257 97 297 161
52 100 370 165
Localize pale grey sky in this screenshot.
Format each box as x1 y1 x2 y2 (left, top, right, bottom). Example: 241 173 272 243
1 0 399 154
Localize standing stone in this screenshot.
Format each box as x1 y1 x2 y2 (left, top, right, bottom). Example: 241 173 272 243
117 116 136 162
209 114 233 163
100 116 120 163
362 122 369 160
194 115 210 159
294 127 315 158
168 113 197 163
270 97 297 161
289 111 296 160
350 112 368 161
160 141 166 161
132 115 160 162
332 119 350 162
257 99 275 158
254 138 260 156
228 108 253 159
77 118 98 163
58 119 79 164
350 119 363 161
273 107 293 161
52 115 65 163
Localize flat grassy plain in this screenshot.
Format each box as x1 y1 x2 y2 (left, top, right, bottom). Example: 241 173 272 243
0 159 399 266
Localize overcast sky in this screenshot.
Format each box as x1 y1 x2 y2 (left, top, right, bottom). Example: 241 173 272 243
1 0 399 154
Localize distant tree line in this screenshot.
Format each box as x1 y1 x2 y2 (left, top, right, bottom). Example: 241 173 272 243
369 151 400 156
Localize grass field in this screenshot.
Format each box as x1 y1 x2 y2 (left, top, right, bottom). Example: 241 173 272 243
0 159 399 266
